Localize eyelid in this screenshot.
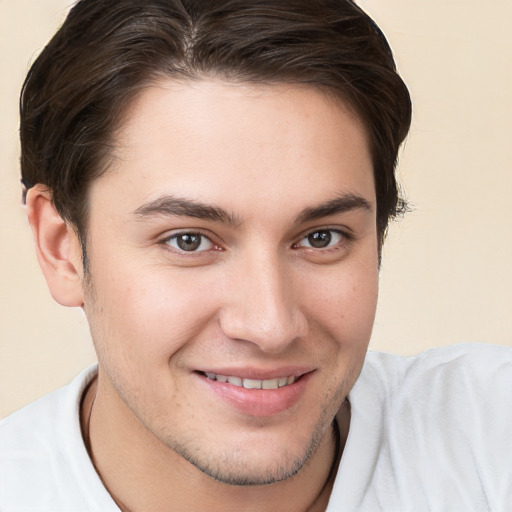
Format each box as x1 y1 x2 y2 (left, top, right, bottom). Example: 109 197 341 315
160 229 222 254
293 226 354 250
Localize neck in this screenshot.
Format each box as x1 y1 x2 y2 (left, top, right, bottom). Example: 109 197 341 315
81 373 347 512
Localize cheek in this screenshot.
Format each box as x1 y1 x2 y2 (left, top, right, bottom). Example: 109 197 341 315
303 258 379 342
305 261 378 406
84 262 221 366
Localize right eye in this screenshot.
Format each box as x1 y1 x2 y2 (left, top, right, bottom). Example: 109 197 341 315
164 232 215 252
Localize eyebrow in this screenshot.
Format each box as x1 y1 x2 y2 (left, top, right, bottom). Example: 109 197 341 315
294 193 372 224
132 195 242 226
132 192 372 226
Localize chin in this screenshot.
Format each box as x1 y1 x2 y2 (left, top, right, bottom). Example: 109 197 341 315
166 420 328 487
184 450 307 487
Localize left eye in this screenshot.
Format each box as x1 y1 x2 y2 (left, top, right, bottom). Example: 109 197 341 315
165 233 214 252
296 230 343 249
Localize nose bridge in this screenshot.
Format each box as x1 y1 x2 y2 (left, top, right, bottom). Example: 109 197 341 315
220 249 307 351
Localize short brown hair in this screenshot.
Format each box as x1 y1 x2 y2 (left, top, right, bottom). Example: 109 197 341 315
20 0 411 249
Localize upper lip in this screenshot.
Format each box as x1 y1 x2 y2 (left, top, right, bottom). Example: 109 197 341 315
196 366 315 380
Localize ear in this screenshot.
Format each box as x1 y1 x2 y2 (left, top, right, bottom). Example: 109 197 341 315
26 185 85 307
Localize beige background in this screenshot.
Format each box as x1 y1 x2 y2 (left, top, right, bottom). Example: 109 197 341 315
1 0 511 419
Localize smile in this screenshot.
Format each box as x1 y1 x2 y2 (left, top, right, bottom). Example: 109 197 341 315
198 369 312 416
203 372 297 390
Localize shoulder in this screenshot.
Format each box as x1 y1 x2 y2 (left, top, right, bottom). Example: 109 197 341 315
333 345 512 511
357 343 512 436
0 366 107 511
0 364 97 444
343 344 512 510
361 342 512 394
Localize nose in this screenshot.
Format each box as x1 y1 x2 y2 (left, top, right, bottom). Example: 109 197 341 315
219 253 308 353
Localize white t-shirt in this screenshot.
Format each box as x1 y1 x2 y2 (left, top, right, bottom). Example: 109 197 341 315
1 343 511 511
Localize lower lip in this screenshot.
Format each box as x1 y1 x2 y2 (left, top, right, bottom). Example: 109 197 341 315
197 372 312 417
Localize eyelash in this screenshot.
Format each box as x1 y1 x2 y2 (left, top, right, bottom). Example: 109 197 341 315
293 228 351 251
161 231 220 254
160 227 351 255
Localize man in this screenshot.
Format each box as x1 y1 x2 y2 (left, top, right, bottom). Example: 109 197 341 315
0 1 510 511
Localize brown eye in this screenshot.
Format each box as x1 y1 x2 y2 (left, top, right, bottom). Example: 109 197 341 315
297 230 343 249
166 233 213 252
308 231 332 248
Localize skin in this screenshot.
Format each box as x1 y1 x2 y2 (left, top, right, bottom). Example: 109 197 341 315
28 80 379 511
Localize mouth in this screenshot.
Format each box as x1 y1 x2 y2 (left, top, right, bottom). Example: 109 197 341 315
196 369 312 417
201 372 298 390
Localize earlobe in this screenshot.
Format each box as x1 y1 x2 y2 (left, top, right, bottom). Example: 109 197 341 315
26 185 85 307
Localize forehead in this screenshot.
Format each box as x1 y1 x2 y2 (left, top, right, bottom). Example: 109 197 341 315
90 79 375 221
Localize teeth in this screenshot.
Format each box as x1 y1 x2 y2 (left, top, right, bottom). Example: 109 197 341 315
243 378 262 389
204 373 297 389
262 378 279 390
227 376 242 386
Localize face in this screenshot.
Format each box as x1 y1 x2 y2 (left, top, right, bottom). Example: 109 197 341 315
82 80 378 485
